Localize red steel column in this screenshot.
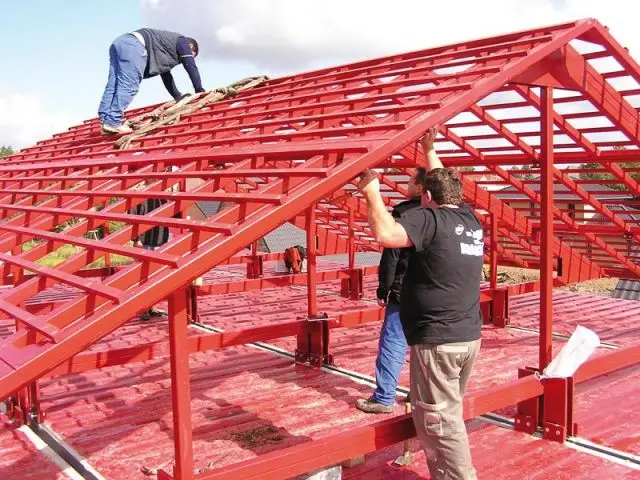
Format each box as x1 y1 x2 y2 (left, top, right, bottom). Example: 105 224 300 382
489 213 498 290
168 290 194 480
348 208 355 270
306 205 318 317
540 86 554 370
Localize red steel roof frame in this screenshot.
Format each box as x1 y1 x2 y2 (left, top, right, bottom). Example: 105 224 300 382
1 17 640 478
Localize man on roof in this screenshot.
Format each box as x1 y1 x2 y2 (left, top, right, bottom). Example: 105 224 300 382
97 28 206 135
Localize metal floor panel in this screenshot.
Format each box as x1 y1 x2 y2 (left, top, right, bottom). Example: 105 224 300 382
509 290 640 345
39 347 384 479
343 420 640 480
574 363 640 457
0 414 72 480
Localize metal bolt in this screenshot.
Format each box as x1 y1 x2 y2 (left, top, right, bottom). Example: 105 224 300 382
556 430 560 435
526 422 531 427
545 427 549 432
516 419 520 424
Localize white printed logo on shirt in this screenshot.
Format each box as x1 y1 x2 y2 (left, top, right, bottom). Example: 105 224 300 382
460 228 484 256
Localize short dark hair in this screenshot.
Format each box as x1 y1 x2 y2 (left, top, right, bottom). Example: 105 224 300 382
187 37 199 56
418 168 463 206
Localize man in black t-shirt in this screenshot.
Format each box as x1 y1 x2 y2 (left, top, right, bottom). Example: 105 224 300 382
357 127 482 480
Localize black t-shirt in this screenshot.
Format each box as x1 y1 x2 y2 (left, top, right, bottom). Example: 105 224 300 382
397 203 483 345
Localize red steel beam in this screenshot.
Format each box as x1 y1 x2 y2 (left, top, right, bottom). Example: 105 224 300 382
574 344 640 384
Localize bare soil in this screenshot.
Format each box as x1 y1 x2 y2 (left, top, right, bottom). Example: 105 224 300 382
484 266 618 297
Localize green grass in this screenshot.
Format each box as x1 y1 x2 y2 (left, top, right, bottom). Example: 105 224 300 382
22 240 134 269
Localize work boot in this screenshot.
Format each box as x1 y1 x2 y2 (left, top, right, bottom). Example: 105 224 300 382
101 123 133 135
355 398 393 414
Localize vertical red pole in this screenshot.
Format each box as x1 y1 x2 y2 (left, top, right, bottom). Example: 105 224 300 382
540 86 554 371
168 290 194 480
348 208 355 270
307 205 317 318
104 222 111 269
489 213 498 291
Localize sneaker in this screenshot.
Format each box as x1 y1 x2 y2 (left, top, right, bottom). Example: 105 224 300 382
101 123 133 135
151 308 168 317
355 398 393 414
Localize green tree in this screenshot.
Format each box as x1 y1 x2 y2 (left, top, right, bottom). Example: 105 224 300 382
579 162 640 192
512 164 537 180
0 145 13 158
579 145 640 192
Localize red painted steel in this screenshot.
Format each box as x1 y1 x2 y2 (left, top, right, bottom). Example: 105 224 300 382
0 413 69 479
170 376 543 480
2 17 640 479
539 86 554 371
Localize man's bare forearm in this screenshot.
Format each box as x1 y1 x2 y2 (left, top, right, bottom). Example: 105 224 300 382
425 148 443 171
358 168 412 248
366 191 396 242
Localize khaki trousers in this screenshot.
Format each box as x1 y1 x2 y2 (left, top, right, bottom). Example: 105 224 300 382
410 339 481 480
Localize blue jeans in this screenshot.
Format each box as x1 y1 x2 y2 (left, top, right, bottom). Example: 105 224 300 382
98 34 147 127
371 302 408 405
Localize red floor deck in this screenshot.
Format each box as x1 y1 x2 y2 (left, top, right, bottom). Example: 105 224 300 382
509 291 640 345
574 363 640 457
344 420 640 480
39 345 384 480
0 414 72 479
2 285 638 478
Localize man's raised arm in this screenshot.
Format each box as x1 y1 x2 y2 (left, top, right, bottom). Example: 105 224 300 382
358 170 413 249
420 126 443 172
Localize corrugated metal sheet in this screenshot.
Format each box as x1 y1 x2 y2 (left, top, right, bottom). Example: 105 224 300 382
509 290 640 345
344 420 640 479
0 416 69 479
262 222 307 252
575 363 640 457
5 287 635 479
196 201 223 218
39 346 387 480
612 279 640 301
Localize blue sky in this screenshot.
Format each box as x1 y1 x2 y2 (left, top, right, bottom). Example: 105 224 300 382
2 0 638 149
2 1 256 132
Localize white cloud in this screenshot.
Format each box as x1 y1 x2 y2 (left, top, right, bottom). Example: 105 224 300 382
0 93 79 149
140 0 640 73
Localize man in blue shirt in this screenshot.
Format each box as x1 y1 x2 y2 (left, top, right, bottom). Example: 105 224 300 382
98 28 206 135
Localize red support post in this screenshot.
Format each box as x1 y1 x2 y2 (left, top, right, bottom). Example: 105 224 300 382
166 290 194 480
306 205 318 318
541 377 576 442
515 367 541 434
246 241 263 278
348 208 355 270
539 86 554 371
489 213 498 290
